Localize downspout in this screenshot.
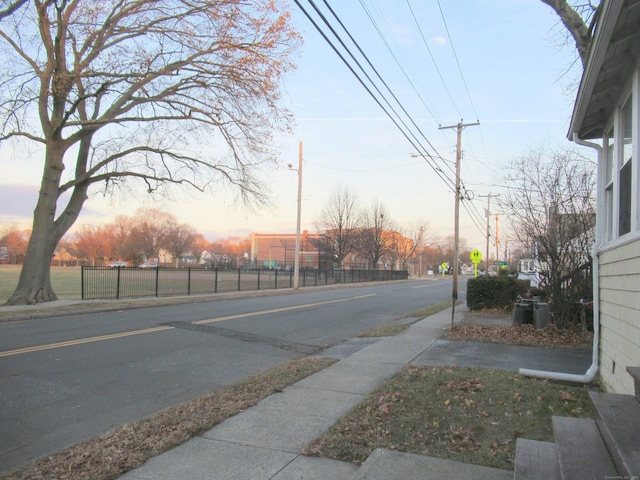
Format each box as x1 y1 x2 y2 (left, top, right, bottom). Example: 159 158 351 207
519 133 602 383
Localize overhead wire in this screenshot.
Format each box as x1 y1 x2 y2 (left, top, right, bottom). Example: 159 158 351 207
434 0 492 189
406 0 462 119
359 0 442 121
293 0 457 193
294 0 488 240
318 0 453 173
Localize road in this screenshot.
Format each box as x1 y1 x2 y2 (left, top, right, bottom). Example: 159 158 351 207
0 278 456 473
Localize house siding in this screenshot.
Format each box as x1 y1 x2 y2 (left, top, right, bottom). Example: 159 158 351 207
598 241 640 394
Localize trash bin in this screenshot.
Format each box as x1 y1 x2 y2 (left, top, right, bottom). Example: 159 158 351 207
533 302 550 329
513 303 533 326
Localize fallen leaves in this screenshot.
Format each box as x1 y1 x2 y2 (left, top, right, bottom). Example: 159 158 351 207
449 323 593 348
2 358 336 480
305 365 597 471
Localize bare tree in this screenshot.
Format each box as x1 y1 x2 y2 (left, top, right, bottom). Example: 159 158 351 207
0 0 299 304
500 146 596 325
313 186 363 269
129 208 175 263
165 222 196 268
103 216 133 263
74 225 106 266
0 0 27 20
356 201 394 270
540 0 599 66
387 223 429 272
0 224 29 264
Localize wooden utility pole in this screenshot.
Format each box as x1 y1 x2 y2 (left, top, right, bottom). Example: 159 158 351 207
439 120 480 328
479 193 498 274
495 213 501 261
289 141 303 289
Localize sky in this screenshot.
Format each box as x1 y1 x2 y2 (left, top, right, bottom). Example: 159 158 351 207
0 0 586 255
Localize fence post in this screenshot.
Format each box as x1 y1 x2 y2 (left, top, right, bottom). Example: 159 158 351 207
257 268 261 290
289 269 293 288
275 269 278 289
155 267 159 297
81 266 85 300
215 268 218 293
187 267 191 296
116 266 121 299
237 268 241 291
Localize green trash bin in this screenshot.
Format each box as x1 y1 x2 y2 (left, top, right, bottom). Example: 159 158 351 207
513 303 533 325
533 302 550 329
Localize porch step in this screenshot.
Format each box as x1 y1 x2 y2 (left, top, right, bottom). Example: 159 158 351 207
514 439 561 480
349 448 512 480
590 391 640 477
552 416 617 480
627 366 640 401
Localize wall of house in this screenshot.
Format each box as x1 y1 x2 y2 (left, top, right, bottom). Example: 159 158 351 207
598 240 640 394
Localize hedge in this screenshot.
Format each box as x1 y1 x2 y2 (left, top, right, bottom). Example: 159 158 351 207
467 276 530 311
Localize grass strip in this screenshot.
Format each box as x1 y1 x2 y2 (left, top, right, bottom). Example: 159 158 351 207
304 365 597 470
2 357 337 480
358 299 460 338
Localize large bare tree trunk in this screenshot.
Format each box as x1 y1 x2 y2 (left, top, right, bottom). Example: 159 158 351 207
6 143 88 305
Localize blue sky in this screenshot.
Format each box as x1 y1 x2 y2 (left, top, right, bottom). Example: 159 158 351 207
0 0 584 253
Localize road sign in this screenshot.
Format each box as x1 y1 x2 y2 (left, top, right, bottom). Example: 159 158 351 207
470 249 482 264
493 261 508 266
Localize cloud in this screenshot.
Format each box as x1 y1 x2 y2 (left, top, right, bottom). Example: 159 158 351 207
432 36 446 47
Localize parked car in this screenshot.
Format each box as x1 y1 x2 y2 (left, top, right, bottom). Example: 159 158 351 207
108 261 127 268
138 262 158 268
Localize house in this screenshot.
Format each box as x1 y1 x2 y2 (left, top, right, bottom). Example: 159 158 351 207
568 0 640 395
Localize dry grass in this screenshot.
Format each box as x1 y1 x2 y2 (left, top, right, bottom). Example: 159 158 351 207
304 365 597 470
303 307 596 470
1 358 336 480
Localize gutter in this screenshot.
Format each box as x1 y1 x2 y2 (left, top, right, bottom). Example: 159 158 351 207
519 133 602 384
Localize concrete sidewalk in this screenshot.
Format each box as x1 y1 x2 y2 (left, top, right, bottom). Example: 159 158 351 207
117 307 591 480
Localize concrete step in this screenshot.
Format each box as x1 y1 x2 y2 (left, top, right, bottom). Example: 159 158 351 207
514 439 561 480
552 416 618 480
349 448 512 480
590 391 640 477
627 366 640 401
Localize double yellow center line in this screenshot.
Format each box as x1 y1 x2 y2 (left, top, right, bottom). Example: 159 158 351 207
0 294 375 358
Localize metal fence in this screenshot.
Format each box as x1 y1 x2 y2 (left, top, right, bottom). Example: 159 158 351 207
81 266 409 300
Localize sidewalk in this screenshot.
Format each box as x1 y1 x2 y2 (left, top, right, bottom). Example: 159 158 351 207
116 304 592 480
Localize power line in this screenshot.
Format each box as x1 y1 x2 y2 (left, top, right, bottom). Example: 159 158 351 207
406 0 462 119
294 0 457 192
435 0 479 121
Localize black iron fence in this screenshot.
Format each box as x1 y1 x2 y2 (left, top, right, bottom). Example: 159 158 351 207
81 266 409 300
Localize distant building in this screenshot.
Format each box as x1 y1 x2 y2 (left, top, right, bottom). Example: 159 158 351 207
250 231 321 269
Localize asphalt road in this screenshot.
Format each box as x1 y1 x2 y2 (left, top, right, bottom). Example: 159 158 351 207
0 278 455 473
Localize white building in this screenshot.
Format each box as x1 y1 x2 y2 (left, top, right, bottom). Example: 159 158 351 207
569 0 640 394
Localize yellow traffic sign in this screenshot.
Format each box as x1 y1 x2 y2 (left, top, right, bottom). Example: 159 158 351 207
470 249 482 264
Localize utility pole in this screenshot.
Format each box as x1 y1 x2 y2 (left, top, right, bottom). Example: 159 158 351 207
439 119 480 328
288 141 303 290
479 193 498 274
495 213 502 261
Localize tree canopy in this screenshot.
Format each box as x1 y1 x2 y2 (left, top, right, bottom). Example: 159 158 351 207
0 0 300 304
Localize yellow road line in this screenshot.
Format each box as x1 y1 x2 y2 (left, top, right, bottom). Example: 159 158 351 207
0 326 174 358
193 293 376 325
1 294 377 357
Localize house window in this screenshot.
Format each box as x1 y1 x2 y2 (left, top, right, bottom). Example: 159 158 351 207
618 97 632 236
604 127 614 241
